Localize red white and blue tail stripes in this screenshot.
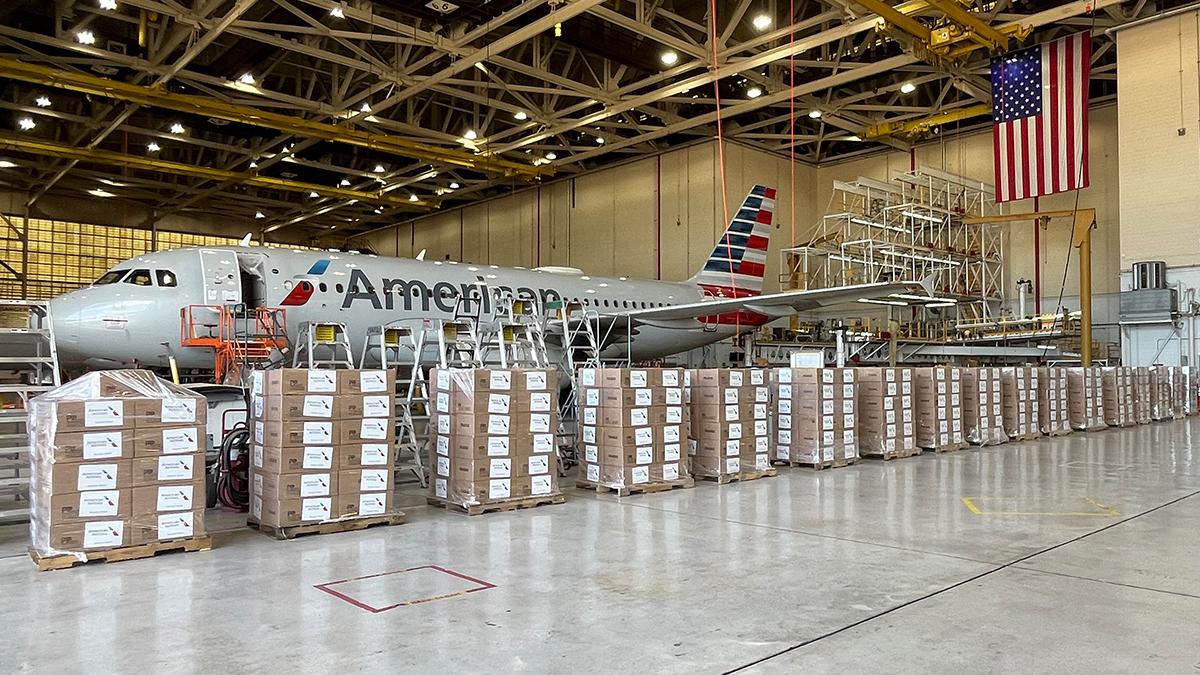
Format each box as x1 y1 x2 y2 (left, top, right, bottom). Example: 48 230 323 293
689 185 774 296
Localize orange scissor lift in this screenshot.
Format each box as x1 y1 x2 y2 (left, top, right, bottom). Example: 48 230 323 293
180 305 289 384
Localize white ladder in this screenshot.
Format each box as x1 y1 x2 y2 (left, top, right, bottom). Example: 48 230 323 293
0 299 61 522
293 321 354 369
487 291 550 368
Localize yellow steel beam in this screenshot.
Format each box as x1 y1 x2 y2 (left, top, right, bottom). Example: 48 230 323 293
923 0 1010 51
0 57 550 179
0 135 438 211
854 0 932 42
864 103 992 140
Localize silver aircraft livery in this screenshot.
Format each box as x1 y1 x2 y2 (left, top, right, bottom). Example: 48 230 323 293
48 186 928 372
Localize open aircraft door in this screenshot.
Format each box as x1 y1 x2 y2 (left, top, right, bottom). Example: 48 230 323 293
198 249 242 305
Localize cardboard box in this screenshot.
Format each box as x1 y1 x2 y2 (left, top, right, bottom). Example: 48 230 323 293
332 490 394 519
132 425 205 457
262 368 340 395
40 520 129 551
340 442 394 468
913 367 966 451
577 367 683 389
1001 367 1042 441
337 368 395 394
962 367 1008 445
42 489 132 524
130 396 207 428
252 444 338 473
337 468 393 494
252 495 339 527
854 368 918 459
131 480 206 515
33 429 135 463
1067 367 1106 431
1038 367 1072 436
260 419 340 447
770 368 859 466
128 509 206 545
33 460 133 495
254 470 337 499
131 452 205 486
580 386 681 408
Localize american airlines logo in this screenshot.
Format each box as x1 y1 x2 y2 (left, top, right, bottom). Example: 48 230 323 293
341 269 562 312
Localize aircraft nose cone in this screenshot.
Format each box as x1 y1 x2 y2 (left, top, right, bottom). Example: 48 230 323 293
48 292 83 360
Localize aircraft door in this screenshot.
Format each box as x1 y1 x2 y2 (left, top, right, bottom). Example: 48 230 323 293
198 249 242 305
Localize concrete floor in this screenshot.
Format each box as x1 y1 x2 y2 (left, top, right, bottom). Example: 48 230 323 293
3 420 1200 673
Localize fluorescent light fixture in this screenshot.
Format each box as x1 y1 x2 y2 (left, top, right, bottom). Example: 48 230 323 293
34 96 51 108
752 14 772 30
545 152 557 160
513 111 528 121
373 164 386 173
87 188 115 198
360 102 371 113
98 178 124 187
0 161 16 168
409 194 420 202
248 160 258 168
449 182 460 189
238 73 255 85
329 5 345 18
900 81 916 94
845 134 862 141
746 86 763 99
660 51 679 66
339 178 351 186
17 117 35 131
858 298 908 306
254 211 265 219
902 210 945 223
308 191 319 198
75 30 96 45
98 0 118 9
169 122 185 134
463 129 478 141
595 136 605 144
808 109 822 119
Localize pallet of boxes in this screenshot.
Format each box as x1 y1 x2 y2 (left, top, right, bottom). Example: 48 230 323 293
1183 367 1200 416
913 367 967 453
576 367 693 496
1132 367 1153 425
1067 366 1107 431
686 368 773 483
248 368 405 538
770 367 859 469
1001 366 1042 442
28 370 211 571
428 367 563 514
1169 366 1188 419
1037 367 1072 436
855 367 919 460
1101 367 1136 428
962 367 1009 446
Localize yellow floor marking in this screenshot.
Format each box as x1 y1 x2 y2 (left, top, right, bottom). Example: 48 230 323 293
961 496 1121 517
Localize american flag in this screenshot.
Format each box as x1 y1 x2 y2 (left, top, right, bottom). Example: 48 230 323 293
991 32 1091 203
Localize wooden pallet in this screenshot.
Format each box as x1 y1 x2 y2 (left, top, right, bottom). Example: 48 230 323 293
696 468 779 484
247 513 406 540
29 536 212 572
575 478 694 497
862 449 923 461
924 443 968 454
426 494 565 516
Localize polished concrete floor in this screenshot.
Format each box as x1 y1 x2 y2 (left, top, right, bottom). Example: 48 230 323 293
3 419 1200 673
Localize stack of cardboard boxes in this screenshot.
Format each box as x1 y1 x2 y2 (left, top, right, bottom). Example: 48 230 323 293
28 370 209 558
430 368 560 509
1169 367 1188 419
1067 367 1106 431
1183 366 1199 416
1132 367 1153 424
249 368 397 529
962 367 1008 446
913 367 966 452
1001 367 1042 442
1038 367 1071 437
687 369 772 480
770 368 859 468
854 367 918 460
1101 367 1136 428
576 367 690 493
1149 366 1177 421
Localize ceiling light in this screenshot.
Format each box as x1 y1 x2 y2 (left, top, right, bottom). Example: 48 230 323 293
17 117 35 131
513 111 528 121
595 136 605 145
409 194 419 202
746 86 762 99
249 160 258 168
900 81 917 94
660 51 679 66
329 5 345 18
87 188 115 198
449 182 460 189
76 30 96 45
0 161 16 169
34 96 51 108
169 122 185 134
845 135 862 142
308 191 319 198
359 102 371 113
373 164 386 173
808 110 822 119
142 142 160 153
463 129 478 141
752 14 772 30
255 211 265 219
339 178 351 186
238 73 255 85
98 178 124 187
545 152 557 160
98 0 118 8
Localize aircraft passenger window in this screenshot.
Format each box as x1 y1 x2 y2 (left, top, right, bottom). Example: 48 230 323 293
123 269 153 286
336 284 344 293
156 270 177 287
94 270 127 285
319 283 327 292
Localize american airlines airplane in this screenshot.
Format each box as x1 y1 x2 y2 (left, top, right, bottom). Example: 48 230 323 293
49 185 928 373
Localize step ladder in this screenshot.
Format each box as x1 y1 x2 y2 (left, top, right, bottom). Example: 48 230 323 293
490 292 551 368
548 301 610 475
362 322 432 488
438 292 488 368
293 321 354 368
0 300 61 522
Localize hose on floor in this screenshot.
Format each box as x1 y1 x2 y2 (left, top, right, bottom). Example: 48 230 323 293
215 424 250 511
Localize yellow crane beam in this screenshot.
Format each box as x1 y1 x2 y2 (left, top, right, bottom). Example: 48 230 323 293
0 135 438 211
0 57 550 179
864 103 992 140
923 0 1010 52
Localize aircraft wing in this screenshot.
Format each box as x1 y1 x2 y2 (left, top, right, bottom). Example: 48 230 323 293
610 278 933 323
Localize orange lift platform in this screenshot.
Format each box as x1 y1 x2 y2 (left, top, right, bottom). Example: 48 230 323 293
180 305 289 384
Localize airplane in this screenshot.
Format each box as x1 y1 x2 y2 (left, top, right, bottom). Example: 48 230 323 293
49 185 931 374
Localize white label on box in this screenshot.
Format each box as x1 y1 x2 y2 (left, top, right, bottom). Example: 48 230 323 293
822 447 834 462
585 389 599 406
82 431 123 460
636 447 653 464
660 463 679 481
529 413 551 433
82 520 123 549
525 371 548 391
631 466 649 484
583 426 596 443
755 436 770 453
297 473 331 497
751 370 765 385
528 455 550 475
486 415 510 435
531 474 553 495
530 392 552 412
823 415 834 431
779 399 792 414
823 430 835 445
489 479 512 499
436 455 450 477
778 414 792 430
729 422 743 439
884 397 895 411
753 387 767 403
634 427 654 445
823 400 835 415
84 400 124 428
360 469 389 492
663 443 681 461
903 410 912 423
665 388 683 405
725 457 741 474
360 444 389 466
777 368 793 384
252 395 264 419
360 493 387 516
843 370 855 383
903 422 912 436
887 424 897 436
723 388 739 404
902 396 911 409
156 484 195 512
435 392 450 414
952 394 961 406
843 400 854 414
487 437 510 456
938 382 947 394
844 430 855 445
359 418 389 440
634 389 652 406
777 446 791 460
666 407 682 424
157 512 194 540
992 381 1001 392
160 427 198 455
584 445 598 463
886 369 896 382
725 439 740 457
729 371 744 387
583 408 598 425
79 490 120 517
754 420 768 436
533 434 553 454
302 497 332 521
778 430 792 445
663 425 681 443
358 370 388 393
629 370 648 388
434 478 448 499
488 394 511 414
724 405 739 422
902 383 911 395
307 370 336 393
688 438 697 455
161 399 197 424
822 370 834 383
779 384 793 400
886 409 896 423
302 395 333 417
580 369 596 386
77 463 119 491
303 422 333 444
436 415 451 435
253 444 263 469
630 408 649 426
887 383 898 396
489 371 512 390
436 370 451 389
844 385 855 398
363 395 391 418
250 371 264 397
663 370 680 387
157 455 194 481
952 382 960 394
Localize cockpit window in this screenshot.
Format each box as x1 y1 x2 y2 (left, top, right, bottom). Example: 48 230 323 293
123 269 153 286
94 270 127 285
156 270 177 287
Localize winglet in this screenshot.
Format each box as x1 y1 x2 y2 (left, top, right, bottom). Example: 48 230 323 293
917 273 937 297
240 233 253 246
415 248 427 261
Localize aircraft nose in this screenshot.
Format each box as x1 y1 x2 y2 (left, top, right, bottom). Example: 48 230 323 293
48 291 84 359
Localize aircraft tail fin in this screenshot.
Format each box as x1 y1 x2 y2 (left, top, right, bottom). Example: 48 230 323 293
687 185 775 297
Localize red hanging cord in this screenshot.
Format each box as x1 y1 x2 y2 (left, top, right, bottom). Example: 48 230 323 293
708 0 739 334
